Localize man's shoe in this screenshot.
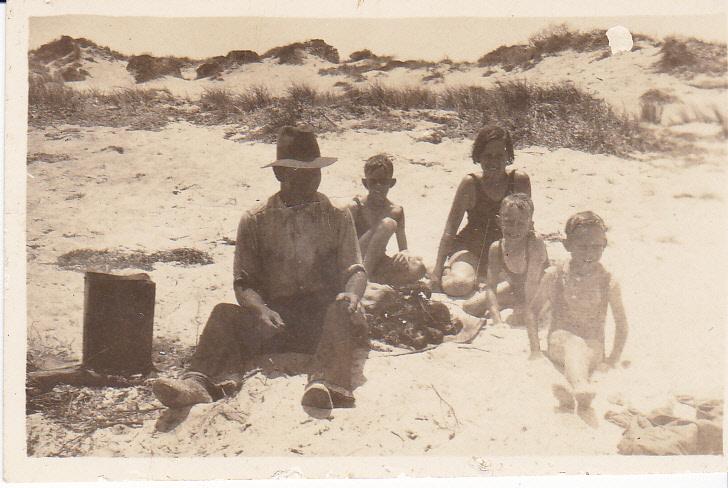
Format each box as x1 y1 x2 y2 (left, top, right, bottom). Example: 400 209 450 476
301 382 333 410
152 377 213 408
330 389 356 408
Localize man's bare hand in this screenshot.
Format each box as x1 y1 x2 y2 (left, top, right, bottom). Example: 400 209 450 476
258 306 285 330
336 292 360 313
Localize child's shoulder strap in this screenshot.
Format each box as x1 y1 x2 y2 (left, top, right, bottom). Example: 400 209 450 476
466 173 484 198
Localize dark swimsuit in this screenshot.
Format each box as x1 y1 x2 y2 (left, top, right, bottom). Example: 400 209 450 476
499 234 531 304
451 171 517 277
550 261 611 348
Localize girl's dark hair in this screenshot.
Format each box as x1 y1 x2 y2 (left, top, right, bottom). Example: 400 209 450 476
471 125 515 165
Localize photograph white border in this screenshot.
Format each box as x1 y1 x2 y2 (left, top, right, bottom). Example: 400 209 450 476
5 0 728 482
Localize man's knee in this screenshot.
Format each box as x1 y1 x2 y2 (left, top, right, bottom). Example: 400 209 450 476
206 303 250 332
209 303 243 320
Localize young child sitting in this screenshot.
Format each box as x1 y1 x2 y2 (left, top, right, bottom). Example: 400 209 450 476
348 154 426 286
462 193 548 348
530 211 629 412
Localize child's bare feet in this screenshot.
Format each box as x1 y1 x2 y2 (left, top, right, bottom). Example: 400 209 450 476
574 389 596 411
552 384 575 411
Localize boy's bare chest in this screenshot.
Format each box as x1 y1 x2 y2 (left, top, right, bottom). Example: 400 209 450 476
361 205 395 229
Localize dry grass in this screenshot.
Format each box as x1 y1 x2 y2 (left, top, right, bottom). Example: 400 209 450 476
438 81 653 155
319 56 438 79
28 79 187 129
263 39 340 64
655 37 727 77
478 24 610 71
126 55 184 83
27 152 74 165
673 104 728 138
30 77 662 155
25 334 195 457
56 248 213 272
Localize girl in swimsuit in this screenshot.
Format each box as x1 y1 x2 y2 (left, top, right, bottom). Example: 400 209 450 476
530 211 628 411
462 194 548 343
432 125 532 297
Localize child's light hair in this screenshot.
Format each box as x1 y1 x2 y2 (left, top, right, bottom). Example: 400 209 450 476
500 192 534 218
471 125 515 166
364 153 394 178
565 211 607 237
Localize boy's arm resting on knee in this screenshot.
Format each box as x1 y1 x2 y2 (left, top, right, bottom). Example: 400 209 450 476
336 207 368 310
394 207 408 252
607 278 628 365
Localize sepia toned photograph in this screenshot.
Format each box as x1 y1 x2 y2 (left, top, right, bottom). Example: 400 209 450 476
5 0 728 481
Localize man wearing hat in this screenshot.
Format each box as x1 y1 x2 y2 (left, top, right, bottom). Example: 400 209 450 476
153 126 367 410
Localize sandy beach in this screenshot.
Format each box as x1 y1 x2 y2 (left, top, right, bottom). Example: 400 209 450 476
24 30 727 458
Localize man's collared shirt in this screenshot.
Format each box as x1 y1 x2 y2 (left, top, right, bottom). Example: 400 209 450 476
234 192 364 302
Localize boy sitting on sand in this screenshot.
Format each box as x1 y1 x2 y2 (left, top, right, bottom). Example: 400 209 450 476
462 193 548 343
530 211 628 412
348 154 426 286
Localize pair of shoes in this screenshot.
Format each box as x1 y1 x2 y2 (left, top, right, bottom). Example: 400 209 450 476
152 377 213 408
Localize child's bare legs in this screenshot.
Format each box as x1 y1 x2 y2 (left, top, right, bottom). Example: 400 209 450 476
441 251 478 297
548 329 602 410
360 217 397 275
462 282 515 318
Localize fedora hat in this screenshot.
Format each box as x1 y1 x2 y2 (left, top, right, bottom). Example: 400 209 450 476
262 126 337 169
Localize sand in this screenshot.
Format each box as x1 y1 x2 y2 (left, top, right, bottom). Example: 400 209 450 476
25 42 727 457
